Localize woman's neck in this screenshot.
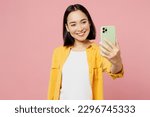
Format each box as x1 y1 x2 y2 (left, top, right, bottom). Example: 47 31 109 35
72 40 92 51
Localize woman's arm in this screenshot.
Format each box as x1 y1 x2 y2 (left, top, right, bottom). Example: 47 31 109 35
100 38 123 74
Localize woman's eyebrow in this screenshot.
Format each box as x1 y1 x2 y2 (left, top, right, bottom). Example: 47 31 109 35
80 18 87 21
69 21 76 24
69 18 88 24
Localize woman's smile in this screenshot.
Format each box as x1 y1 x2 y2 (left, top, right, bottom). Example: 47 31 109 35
76 30 86 36
65 10 90 41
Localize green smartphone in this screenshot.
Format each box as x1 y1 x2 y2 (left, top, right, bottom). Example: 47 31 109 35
100 25 116 45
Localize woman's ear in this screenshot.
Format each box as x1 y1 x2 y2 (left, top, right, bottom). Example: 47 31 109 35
65 24 69 32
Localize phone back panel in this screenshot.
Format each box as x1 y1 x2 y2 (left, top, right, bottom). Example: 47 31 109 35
101 26 116 44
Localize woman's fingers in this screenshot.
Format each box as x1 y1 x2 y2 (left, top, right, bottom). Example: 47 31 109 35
115 38 120 49
100 38 122 65
99 41 113 52
100 45 112 59
103 38 115 49
101 50 110 59
102 38 120 53
100 39 121 60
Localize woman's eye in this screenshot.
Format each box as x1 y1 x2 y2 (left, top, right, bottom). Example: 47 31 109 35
82 21 87 24
71 24 76 27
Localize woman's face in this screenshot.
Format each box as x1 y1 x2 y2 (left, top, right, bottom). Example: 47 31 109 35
66 10 90 42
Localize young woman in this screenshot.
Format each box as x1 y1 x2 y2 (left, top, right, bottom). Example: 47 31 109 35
48 4 123 100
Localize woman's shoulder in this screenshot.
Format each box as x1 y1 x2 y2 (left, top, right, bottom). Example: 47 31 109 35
89 41 100 49
53 45 64 53
54 45 64 50
52 45 71 55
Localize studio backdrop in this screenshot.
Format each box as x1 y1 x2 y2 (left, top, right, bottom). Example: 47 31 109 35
0 0 150 99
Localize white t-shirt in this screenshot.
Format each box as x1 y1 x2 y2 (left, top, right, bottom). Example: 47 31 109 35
60 50 92 100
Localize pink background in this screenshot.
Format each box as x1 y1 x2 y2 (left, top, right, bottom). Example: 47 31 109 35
0 0 150 99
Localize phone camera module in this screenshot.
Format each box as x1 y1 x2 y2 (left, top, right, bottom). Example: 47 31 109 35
102 27 107 33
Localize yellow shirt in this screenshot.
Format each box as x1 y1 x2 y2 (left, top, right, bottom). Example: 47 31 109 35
48 43 123 100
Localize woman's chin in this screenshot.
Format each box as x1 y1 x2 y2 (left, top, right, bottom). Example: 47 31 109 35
75 36 89 41
75 38 87 42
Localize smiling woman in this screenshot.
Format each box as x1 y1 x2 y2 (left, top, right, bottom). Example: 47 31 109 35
48 4 124 100
63 4 96 48
65 10 90 41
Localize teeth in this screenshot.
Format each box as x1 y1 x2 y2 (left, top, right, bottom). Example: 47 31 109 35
77 31 86 36
78 33 84 35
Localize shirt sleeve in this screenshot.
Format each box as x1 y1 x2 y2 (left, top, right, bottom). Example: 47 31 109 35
48 48 59 100
101 56 124 79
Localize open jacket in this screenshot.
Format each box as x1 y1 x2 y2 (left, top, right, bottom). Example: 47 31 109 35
48 43 123 100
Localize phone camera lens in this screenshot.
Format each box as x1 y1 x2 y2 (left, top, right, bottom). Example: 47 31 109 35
102 27 107 33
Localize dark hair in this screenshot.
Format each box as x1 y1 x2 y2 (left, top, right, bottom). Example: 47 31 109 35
63 4 96 46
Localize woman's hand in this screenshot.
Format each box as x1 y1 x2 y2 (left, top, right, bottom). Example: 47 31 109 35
100 39 123 73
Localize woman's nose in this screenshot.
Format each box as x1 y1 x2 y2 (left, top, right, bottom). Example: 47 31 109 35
77 25 83 31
